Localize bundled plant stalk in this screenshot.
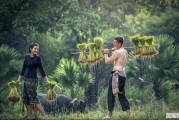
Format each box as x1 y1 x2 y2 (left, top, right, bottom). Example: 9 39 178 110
145 36 159 56
76 36 106 65
77 43 87 65
46 81 57 101
8 81 20 103
94 37 104 62
138 37 148 56
130 35 159 57
87 43 96 65
130 35 140 55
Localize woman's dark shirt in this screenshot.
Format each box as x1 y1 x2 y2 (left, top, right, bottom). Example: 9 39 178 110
20 55 46 78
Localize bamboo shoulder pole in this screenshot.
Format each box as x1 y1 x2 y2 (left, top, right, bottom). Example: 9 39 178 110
71 47 134 55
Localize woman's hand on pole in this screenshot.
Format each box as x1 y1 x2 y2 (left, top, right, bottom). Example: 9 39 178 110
44 76 49 83
16 75 22 85
16 79 20 85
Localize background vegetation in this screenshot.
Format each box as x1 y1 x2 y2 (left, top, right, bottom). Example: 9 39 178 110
0 0 179 119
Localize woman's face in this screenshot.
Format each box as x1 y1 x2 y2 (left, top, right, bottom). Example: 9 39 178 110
30 45 39 55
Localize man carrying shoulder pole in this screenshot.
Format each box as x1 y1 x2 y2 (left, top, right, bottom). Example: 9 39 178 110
103 36 131 119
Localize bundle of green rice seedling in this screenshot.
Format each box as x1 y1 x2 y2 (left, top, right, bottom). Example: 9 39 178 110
8 81 20 103
145 36 159 56
130 35 159 57
46 81 57 101
94 37 104 62
77 43 87 65
87 43 96 65
130 35 140 55
138 37 148 56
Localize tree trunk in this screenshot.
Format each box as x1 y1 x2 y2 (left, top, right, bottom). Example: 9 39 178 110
85 82 98 107
71 87 75 99
85 64 99 108
153 82 162 101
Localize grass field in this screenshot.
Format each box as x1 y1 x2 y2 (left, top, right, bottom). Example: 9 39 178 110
0 110 167 120
1 105 176 120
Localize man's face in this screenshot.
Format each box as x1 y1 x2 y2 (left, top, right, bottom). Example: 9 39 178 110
113 39 121 48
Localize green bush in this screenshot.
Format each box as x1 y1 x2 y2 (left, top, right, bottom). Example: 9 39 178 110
126 85 153 107
97 88 108 111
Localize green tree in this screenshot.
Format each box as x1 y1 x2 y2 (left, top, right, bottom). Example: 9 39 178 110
123 8 179 44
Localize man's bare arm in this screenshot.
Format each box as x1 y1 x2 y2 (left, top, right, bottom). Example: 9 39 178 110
104 51 119 64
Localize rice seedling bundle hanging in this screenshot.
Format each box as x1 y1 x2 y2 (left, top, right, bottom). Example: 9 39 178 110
130 35 140 55
7 81 20 103
46 81 57 101
94 37 104 62
138 37 148 56
76 43 87 65
145 36 159 56
87 43 96 65
130 35 159 57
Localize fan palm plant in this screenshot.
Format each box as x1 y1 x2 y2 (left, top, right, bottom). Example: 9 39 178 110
0 45 21 111
0 45 21 93
50 58 94 98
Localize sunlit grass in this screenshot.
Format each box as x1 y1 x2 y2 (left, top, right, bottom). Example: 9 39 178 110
0 106 172 120
1 99 178 120
45 109 177 120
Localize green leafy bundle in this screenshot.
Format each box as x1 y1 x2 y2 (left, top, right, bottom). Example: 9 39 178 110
77 43 87 65
8 81 20 103
46 81 57 100
130 35 141 55
138 37 148 56
87 43 96 64
145 36 159 56
94 37 104 62
130 35 159 57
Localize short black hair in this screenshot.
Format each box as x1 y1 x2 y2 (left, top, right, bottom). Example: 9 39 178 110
114 36 124 45
29 43 39 53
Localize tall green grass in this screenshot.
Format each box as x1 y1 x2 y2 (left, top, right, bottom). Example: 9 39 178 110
0 101 177 120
